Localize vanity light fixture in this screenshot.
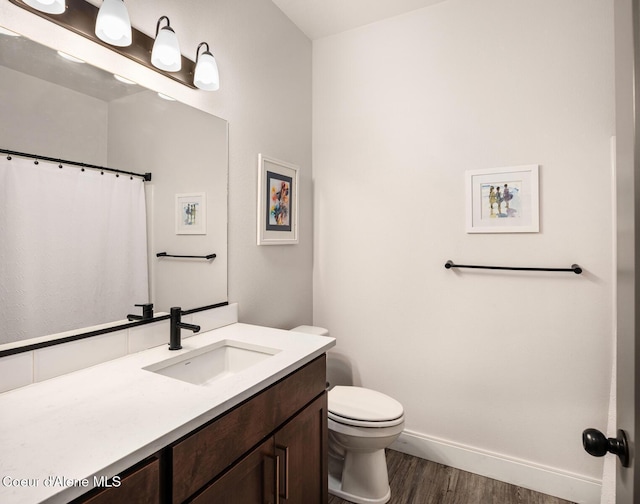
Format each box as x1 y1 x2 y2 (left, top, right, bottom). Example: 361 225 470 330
193 42 220 91
151 16 181 72
23 0 65 14
95 0 132 47
9 0 206 89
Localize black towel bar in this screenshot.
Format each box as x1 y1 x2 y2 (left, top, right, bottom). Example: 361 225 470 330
445 260 582 274
156 252 216 260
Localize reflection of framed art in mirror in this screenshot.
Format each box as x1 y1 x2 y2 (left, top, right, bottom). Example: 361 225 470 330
176 193 207 235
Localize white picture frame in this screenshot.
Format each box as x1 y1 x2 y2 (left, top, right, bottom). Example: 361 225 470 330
466 165 539 233
175 192 206 235
257 154 299 245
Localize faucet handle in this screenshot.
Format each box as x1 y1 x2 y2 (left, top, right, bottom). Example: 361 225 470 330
135 303 154 320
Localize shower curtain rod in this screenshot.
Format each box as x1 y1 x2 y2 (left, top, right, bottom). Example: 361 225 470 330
1 148 152 181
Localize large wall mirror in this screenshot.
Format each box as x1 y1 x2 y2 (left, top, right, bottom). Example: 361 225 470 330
0 28 228 348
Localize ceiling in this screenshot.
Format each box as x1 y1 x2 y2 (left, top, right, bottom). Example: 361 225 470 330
271 0 446 40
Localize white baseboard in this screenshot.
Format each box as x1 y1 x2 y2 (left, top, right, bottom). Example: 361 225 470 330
389 430 601 504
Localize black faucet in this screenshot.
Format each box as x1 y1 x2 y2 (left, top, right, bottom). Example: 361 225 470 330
127 303 154 321
169 307 201 350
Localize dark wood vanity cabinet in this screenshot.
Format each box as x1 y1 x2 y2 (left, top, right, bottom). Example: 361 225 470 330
189 394 327 504
71 456 160 504
173 355 328 504
74 355 327 504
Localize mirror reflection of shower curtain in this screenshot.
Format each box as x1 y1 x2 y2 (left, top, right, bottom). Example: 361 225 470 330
0 156 149 344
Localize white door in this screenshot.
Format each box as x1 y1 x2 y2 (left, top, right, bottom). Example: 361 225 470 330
613 0 638 501
584 0 638 501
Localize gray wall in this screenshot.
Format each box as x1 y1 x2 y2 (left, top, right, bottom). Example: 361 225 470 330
0 65 107 164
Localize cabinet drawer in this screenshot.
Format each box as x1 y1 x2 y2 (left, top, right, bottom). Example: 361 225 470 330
74 457 160 504
172 354 326 503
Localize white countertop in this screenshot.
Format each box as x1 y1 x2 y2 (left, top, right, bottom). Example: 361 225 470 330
0 323 335 504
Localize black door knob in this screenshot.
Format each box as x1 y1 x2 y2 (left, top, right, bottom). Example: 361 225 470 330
582 428 630 467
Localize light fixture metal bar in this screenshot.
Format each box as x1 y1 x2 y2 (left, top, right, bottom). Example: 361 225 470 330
8 0 197 88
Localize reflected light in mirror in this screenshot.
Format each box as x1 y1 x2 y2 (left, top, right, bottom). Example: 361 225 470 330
114 73 136 85
57 51 85 63
157 92 176 101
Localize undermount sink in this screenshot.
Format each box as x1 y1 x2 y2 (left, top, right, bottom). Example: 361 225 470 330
144 340 281 386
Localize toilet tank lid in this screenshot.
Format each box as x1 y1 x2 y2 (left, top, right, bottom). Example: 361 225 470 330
290 325 329 336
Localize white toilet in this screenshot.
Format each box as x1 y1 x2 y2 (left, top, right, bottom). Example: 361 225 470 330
291 326 405 504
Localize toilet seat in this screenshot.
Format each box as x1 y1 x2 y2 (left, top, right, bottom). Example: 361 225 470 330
328 386 404 428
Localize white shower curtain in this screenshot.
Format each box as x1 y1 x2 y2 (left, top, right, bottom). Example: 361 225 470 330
0 156 149 344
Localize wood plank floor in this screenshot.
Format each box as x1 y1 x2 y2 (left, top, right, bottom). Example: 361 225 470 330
328 450 576 504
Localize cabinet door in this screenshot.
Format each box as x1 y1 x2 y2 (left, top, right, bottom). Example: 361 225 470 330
274 393 328 504
190 438 277 504
73 457 160 504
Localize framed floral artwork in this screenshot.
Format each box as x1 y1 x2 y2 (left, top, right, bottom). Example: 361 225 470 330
257 154 299 245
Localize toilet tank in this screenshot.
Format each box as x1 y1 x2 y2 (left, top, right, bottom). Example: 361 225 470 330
291 325 354 389
290 325 329 336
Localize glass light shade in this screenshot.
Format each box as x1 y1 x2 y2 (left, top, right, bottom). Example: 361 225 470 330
95 0 132 47
151 27 181 72
194 52 219 91
23 0 65 14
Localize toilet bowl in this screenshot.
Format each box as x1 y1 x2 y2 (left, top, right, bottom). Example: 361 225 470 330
328 385 404 504
291 326 405 504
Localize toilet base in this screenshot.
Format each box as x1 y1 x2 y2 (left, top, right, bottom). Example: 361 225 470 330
329 474 391 504
328 453 391 504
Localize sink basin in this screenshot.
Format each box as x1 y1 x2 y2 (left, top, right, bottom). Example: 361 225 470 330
144 340 281 386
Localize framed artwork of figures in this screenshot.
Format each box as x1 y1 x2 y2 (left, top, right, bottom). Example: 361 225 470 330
466 165 539 233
